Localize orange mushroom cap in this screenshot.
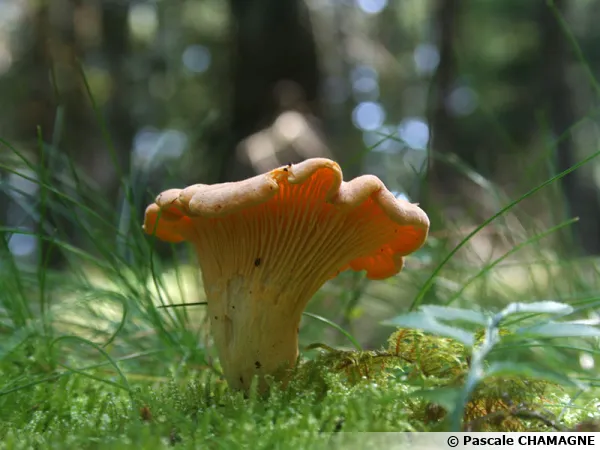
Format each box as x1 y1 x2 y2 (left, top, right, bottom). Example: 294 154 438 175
144 158 429 280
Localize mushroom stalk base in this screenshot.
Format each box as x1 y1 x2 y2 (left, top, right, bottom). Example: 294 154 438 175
206 276 304 392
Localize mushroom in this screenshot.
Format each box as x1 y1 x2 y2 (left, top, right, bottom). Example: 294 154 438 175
143 158 429 392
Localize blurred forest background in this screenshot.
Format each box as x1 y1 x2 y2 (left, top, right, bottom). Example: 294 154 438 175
1 0 600 267
2 3 600 440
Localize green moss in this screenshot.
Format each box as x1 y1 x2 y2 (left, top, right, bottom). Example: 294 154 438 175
295 328 593 432
0 327 597 448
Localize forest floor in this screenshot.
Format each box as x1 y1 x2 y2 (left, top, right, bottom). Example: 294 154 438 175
1 256 599 449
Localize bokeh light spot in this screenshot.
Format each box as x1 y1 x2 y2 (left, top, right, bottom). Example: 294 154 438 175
580 353 595 370
398 117 429 150
8 233 36 258
356 0 388 15
351 65 379 84
133 127 188 168
182 45 211 74
352 101 386 131
447 86 478 116
128 3 158 41
391 191 411 202
413 43 440 75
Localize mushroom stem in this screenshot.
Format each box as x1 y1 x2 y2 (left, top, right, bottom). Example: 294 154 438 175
205 275 304 392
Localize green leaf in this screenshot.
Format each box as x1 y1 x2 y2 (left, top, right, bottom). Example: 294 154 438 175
500 301 573 317
382 312 474 347
522 322 600 338
420 305 488 326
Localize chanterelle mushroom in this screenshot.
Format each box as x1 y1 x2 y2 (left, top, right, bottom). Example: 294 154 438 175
144 158 429 392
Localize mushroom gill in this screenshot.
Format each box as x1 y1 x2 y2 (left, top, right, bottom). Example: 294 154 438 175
144 158 429 392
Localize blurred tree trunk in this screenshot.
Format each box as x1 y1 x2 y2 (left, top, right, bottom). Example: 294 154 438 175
101 1 134 202
540 0 600 255
32 1 96 269
17 3 55 144
19 0 94 269
23 2 62 268
425 0 465 226
218 0 322 182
